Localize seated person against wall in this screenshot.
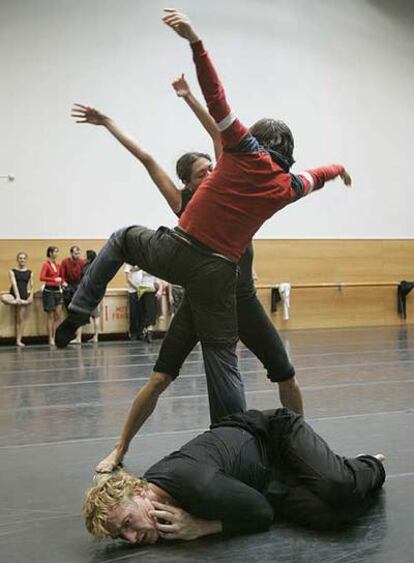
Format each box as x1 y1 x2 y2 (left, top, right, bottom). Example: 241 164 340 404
0 251 33 347
84 408 385 545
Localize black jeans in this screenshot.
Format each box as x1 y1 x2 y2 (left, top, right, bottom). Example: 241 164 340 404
264 409 386 528
127 292 141 338
138 292 157 330
154 246 295 383
70 226 238 346
69 225 244 422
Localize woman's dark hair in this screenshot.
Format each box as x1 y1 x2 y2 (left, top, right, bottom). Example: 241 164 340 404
46 246 58 258
176 152 212 184
86 250 97 263
250 118 295 167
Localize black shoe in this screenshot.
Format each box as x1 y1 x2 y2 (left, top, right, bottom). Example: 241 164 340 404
55 312 90 349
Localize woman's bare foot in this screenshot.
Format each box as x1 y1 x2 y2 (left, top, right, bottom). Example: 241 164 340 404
96 447 124 473
92 334 98 343
16 341 25 347
49 338 55 346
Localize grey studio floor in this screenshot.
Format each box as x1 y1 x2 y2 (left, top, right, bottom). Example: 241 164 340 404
1 325 414 563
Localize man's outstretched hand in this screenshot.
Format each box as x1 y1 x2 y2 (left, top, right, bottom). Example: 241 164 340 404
71 104 109 126
172 73 191 98
340 169 352 187
162 9 200 43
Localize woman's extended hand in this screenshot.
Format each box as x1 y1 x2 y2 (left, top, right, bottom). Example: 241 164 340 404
71 104 110 126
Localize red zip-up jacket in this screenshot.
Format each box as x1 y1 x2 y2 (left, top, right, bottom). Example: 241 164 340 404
179 41 344 262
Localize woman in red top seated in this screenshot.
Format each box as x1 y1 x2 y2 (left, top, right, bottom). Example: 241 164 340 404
40 246 66 346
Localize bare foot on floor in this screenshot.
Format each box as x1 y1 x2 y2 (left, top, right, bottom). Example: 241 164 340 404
16 341 25 347
96 448 123 473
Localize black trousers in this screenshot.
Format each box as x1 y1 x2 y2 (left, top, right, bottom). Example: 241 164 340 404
70 226 238 346
127 292 141 337
155 266 294 389
138 292 157 330
264 409 386 529
69 226 244 423
214 409 386 530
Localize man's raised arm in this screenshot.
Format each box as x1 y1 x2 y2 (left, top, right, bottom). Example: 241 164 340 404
163 9 248 149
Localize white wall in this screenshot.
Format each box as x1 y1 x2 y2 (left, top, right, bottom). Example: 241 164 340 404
1 0 413 239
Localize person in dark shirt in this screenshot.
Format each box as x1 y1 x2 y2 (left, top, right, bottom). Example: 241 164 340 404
0 251 33 347
83 408 385 545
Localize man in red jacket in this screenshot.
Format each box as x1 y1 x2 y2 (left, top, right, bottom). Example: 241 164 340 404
60 245 87 343
57 10 350 425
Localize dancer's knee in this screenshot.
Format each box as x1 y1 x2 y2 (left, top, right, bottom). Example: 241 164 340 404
148 371 172 393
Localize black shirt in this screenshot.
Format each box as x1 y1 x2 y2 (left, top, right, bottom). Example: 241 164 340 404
144 424 274 535
10 269 31 300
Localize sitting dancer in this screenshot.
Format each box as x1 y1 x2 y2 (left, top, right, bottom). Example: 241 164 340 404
83 407 385 544
70 73 302 473
57 10 351 444
0 252 34 347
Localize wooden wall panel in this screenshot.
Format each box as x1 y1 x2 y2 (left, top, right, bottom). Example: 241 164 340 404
252 239 414 284
1 239 413 338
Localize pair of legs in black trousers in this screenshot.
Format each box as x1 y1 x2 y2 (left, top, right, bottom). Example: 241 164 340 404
61 226 298 424
59 226 242 396
153 242 297 423
264 409 385 528
211 409 386 530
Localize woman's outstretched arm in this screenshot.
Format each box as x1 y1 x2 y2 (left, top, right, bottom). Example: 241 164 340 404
71 104 182 213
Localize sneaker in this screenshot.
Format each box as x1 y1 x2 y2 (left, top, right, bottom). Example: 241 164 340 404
55 312 90 349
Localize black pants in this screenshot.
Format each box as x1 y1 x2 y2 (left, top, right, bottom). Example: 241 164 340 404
70 226 238 346
63 283 78 310
69 226 244 422
138 292 157 330
214 409 386 530
127 292 141 338
264 409 386 529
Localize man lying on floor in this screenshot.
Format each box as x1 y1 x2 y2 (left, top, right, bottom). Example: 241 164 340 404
83 408 385 544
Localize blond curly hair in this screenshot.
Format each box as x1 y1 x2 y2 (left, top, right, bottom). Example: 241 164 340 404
83 470 148 539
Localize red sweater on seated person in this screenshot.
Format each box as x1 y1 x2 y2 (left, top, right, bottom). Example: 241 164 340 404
178 41 344 262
